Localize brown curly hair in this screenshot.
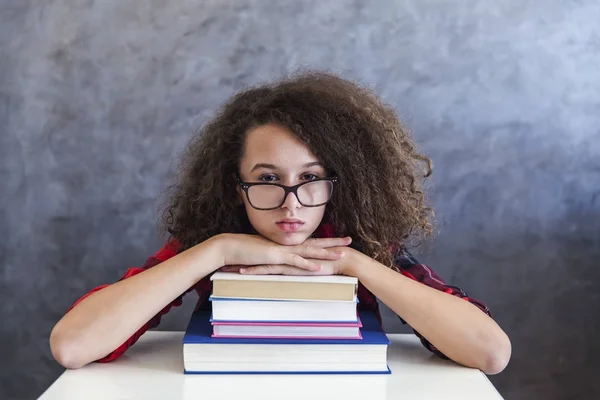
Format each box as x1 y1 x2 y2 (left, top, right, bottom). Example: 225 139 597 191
161 71 434 268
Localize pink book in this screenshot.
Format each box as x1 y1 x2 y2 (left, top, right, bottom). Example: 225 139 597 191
212 317 363 339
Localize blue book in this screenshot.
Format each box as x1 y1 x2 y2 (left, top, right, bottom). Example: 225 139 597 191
183 309 391 374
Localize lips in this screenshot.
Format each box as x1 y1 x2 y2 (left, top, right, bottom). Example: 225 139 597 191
276 220 304 232
278 218 303 224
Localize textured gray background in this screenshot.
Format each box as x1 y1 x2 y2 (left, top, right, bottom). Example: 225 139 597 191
1 0 599 399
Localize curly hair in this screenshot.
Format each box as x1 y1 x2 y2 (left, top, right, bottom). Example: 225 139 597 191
161 71 434 268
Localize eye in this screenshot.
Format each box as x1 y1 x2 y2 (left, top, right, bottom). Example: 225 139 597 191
258 174 278 182
302 173 320 181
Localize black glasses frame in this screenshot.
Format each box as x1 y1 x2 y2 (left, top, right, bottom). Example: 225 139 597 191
236 176 338 210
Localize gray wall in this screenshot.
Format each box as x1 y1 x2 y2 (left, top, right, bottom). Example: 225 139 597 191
2 0 599 399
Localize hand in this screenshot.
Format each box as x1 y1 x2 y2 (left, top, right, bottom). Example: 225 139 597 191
220 246 360 276
214 234 353 273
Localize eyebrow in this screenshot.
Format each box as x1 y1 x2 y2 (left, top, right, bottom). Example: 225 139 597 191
250 162 324 172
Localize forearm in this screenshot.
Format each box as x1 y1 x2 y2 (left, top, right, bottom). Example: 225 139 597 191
50 236 223 368
349 255 511 375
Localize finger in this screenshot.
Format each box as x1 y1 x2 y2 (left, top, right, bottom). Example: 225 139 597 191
282 253 322 272
219 265 244 272
294 245 344 261
239 265 278 275
306 236 352 248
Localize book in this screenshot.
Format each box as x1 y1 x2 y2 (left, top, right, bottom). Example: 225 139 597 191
209 296 359 323
210 272 358 301
182 309 390 374
211 317 363 339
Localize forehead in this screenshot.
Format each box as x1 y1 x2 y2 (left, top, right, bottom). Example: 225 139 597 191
241 124 320 166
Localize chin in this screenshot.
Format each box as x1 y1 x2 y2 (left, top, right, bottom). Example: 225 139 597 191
267 232 310 246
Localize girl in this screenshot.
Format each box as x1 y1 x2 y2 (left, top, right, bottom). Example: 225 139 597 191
49 72 511 374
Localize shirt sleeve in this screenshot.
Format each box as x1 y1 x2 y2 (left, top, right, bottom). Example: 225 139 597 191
392 247 492 359
65 238 191 363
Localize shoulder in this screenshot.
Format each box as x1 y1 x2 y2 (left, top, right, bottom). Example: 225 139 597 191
312 223 336 238
392 245 421 268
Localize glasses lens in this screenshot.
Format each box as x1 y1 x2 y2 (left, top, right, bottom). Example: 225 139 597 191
247 185 285 209
298 180 333 206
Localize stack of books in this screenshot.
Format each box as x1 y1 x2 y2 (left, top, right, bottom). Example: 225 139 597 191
182 272 390 374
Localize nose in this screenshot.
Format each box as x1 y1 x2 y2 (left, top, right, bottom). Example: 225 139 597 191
281 191 301 210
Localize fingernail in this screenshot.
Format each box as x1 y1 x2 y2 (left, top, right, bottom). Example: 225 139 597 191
240 268 246 273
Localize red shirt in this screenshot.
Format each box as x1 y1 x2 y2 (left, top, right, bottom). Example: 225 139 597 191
67 225 491 363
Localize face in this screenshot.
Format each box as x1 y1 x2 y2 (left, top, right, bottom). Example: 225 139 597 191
238 124 329 246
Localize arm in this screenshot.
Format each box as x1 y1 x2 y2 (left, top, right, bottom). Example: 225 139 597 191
345 250 512 375
49 236 223 369
230 234 511 374
50 234 348 369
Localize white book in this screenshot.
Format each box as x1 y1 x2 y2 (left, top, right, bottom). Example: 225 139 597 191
210 296 359 323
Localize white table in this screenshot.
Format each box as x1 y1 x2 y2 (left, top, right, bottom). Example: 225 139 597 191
39 332 503 400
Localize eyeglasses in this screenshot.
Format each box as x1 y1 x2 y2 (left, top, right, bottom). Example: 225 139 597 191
236 176 338 210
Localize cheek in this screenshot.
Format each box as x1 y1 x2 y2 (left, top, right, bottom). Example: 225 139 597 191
307 207 327 226
242 202 258 221
243 203 270 230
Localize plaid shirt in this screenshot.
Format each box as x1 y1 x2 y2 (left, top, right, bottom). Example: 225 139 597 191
67 224 491 363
